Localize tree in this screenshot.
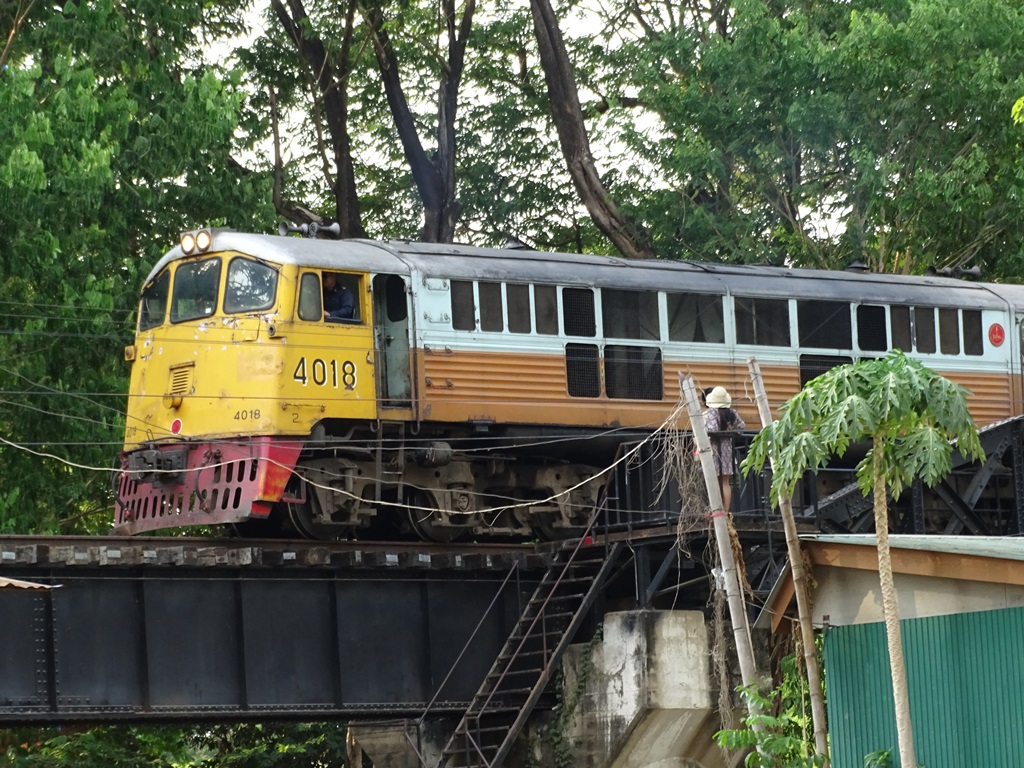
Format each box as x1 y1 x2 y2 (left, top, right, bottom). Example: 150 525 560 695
258 0 477 243
5 721 351 767
222 0 1024 267
826 0 1024 276
744 351 984 768
266 0 367 237
715 685 826 768
588 0 1024 272
358 0 477 243
454 5 609 252
0 1 272 533
529 0 653 259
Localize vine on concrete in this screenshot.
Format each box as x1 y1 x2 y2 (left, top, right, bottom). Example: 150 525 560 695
531 626 603 768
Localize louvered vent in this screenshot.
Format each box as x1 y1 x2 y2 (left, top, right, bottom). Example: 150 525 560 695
168 364 194 396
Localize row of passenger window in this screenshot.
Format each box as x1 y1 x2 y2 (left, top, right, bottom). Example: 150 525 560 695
449 280 986 356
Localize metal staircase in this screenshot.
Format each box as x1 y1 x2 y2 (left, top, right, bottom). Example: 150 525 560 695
436 527 622 768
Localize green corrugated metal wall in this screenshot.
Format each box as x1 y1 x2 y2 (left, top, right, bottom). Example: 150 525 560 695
824 605 1024 767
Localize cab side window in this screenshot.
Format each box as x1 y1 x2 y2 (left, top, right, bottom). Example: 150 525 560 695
451 280 476 330
323 272 362 323
139 270 170 330
298 273 323 321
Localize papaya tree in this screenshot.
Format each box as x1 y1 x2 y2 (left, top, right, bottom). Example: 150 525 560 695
743 350 984 768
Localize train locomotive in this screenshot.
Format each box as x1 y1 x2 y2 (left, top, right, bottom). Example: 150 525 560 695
115 227 1024 539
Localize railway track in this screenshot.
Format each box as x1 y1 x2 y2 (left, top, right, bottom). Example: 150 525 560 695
0 535 548 572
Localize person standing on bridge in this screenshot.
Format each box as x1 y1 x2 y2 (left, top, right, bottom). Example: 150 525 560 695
703 386 745 513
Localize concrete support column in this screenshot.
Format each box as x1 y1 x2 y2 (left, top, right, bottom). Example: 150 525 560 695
559 610 726 768
351 717 456 768
352 610 725 768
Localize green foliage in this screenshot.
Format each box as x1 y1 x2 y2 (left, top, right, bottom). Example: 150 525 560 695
3 725 195 767
744 351 985 505
0 2 273 534
186 722 351 767
3 722 351 767
715 686 826 767
828 0 1024 276
587 0 1024 271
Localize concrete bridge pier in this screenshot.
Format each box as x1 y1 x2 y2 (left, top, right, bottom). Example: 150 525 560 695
352 718 455 768
559 610 725 768
354 609 726 768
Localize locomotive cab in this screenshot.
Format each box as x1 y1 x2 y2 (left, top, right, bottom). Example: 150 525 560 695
116 229 403 536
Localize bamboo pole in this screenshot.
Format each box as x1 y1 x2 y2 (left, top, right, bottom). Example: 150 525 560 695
680 374 760 689
747 358 829 764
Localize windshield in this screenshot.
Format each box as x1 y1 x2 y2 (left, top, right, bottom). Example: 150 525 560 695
138 269 170 331
224 257 278 314
171 257 221 323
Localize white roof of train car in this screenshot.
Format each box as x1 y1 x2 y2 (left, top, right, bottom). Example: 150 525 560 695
142 230 1023 310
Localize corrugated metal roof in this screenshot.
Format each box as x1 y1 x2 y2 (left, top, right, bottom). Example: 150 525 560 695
0 576 56 590
754 535 1024 630
800 534 1024 561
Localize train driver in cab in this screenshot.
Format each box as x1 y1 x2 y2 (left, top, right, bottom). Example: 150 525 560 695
323 272 356 321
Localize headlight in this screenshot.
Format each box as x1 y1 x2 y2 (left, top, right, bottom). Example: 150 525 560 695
180 229 213 253
196 229 212 251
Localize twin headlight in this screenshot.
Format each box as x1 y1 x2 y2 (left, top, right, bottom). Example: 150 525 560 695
180 229 213 254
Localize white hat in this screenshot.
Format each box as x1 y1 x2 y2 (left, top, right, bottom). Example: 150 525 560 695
705 386 731 409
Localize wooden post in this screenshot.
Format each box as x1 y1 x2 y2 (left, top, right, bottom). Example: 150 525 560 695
747 357 829 764
680 374 760 690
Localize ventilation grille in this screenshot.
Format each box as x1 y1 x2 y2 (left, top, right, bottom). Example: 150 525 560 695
168 364 194 396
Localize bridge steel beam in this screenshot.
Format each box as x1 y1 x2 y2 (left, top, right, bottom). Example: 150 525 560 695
0 562 532 724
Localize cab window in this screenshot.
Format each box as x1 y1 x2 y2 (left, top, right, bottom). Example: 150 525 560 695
139 270 170 331
298 273 323 321
170 258 221 323
224 257 278 314
323 272 361 323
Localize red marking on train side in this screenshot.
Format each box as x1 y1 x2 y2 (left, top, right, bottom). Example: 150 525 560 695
989 323 1005 347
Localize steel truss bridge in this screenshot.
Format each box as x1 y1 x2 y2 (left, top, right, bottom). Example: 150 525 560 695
3 417 1024 765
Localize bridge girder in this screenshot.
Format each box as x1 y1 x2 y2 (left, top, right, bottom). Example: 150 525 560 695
0 564 530 724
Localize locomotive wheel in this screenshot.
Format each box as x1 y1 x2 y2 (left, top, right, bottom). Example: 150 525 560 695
283 478 348 540
404 487 466 543
529 513 564 541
